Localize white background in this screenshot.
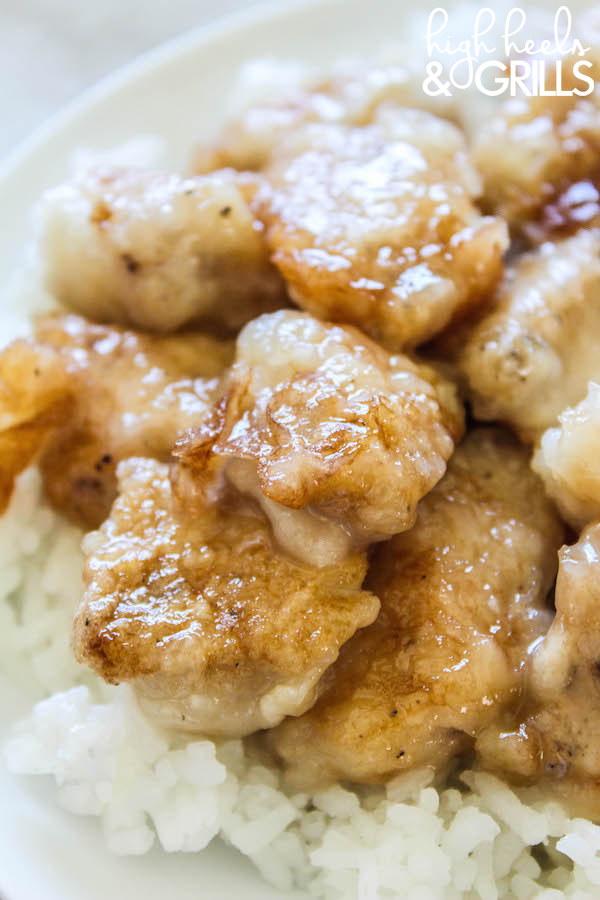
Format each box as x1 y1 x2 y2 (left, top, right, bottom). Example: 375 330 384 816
0 0 259 160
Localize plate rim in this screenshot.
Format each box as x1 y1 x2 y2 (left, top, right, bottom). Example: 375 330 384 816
0 0 332 184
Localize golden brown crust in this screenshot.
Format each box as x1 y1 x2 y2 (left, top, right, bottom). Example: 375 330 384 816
73 457 379 737
450 230 600 443
270 429 564 786
0 314 232 527
477 523 600 797
251 113 507 350
470 54 600 240
0 338 73 514
175 311 464 554
191 63 456 175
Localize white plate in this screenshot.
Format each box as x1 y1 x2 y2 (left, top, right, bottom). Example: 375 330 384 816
0 0 589 897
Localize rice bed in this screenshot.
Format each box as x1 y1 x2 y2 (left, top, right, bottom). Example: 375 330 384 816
1 469 600 899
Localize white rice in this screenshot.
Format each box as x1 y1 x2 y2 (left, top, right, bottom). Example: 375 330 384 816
1 470 600 899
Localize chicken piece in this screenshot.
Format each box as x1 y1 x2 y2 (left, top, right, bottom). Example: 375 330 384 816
525 177 600 245
0 339 72 513
471 58 600 237
270 429 564 787
174 310 464 567
73 457 379 737
250 109 508 350
0 314 232 527
532 382 600 530
193 62 455 174
477 523 600 802
453 230 600 443
38 166 285 333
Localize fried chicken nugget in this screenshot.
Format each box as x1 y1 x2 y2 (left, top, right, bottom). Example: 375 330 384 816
192 62 455 174
0 314 231 526
175 310 464 567
471 56 600 237
270 429 563 786
73 457 379 737
533 382 600 530
251 110 507 350
0 338 72 512
453 230 600 443
477 523 600 812
38 166 285 333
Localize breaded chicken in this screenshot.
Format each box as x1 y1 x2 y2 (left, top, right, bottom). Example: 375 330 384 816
0 314 232 527
453 230 600 443
174 310 464 566
38 166 285 333
270 429 564 787
477 523 600 798
250 109 508 350
471 59 600 237
0 339 72 513
73 457 379 737
525 177 600 246
533 382 600 530
193 62 455 174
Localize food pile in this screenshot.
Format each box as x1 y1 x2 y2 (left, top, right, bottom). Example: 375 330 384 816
3 52 600 822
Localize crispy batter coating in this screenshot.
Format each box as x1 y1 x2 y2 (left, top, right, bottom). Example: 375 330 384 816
0 314 231 526
453 230 600 443
174 311 464 565
192 63 455 174
38 166 285 333
533 382 600 530
250 109 507 350
73 457 379 737
270 429 564 786
0 339 72 513
471 58 600 237
477 523 600 799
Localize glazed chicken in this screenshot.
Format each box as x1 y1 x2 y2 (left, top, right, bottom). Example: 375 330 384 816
73 456 379 737
533 382 600 530
38 166 285 333
174 310 464 566
477 523 600 807
193 62 455 174
453 230 600 443
250 108 508 350
0 338 71 516
6 42 600 822
270 429 564 787
471 57 600 238
0 314 231 526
